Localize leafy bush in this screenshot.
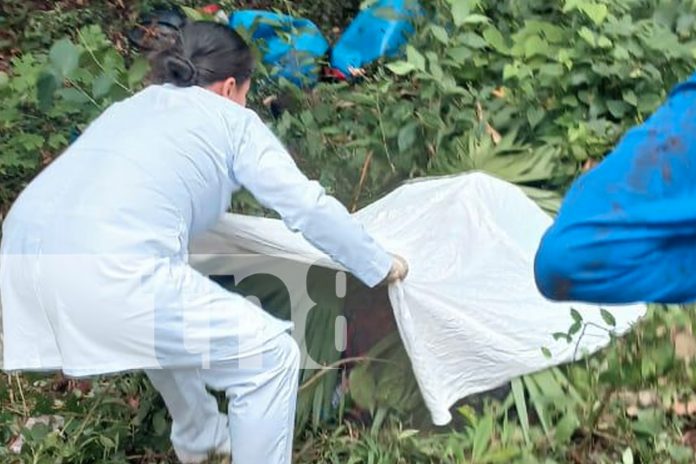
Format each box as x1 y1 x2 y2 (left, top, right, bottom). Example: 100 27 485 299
0 25 148 216
266 0 696 209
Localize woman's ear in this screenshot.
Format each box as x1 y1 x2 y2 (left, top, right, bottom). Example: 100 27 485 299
221 77 238 99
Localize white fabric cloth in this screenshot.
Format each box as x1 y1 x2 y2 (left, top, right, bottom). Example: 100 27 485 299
0 84 392 375
189 172 647 426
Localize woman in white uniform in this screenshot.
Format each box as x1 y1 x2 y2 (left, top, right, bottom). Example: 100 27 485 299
0 21 407 464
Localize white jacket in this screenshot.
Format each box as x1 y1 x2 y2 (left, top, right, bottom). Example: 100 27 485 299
0 84 391 375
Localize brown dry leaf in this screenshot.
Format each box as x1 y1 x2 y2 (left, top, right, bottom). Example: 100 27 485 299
491 87 506 99
682 429 696 451
582 159 599 172
687 399 696 415
638 390 659 408
626 405 639 417
673 401 689 416
485 123 502 145
673 330 696 361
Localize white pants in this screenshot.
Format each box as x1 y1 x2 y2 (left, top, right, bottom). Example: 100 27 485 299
145 333 300 464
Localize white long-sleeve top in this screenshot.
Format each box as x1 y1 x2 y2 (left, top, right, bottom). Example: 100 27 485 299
7 84 391 285
0 84 391 374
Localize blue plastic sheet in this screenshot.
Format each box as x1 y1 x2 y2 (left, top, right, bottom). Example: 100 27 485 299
230 10 329 86
331 0 419 76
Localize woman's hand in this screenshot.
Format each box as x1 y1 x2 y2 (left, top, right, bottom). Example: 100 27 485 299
383 254 409 285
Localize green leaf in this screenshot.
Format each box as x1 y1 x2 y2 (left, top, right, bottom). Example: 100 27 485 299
349 364 376 412
527 107 545 128
541 347 552 359
511 378 530 445
597 36 613 49
49 38 80 78
181 6 204 21
128 57 150 87
623 90 638 106
0 71 8 88
398 123 418 152
430 25 449 44
503 63 518 80
92 72 114 98
524 35 547 57
406 45 426 71
36 71 58 111
578 27 596 47
472 414 493 460
570 308 583 323
483 27 507 52
460 32 488 49
463 14 490 24
600 308 617 327
152 409 168 436
554 411 579 443
607 100 629 118
99 435 115 449
581 3 609 26
57 87 90 104
386 61 416 75
450 0 471 27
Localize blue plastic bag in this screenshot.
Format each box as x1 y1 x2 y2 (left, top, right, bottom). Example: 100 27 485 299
230 10 329 87
331 0 419 76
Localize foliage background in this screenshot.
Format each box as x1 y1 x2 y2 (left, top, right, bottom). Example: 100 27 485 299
3 0 696 463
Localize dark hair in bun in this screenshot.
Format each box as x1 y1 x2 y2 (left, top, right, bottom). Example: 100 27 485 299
151 21 254 87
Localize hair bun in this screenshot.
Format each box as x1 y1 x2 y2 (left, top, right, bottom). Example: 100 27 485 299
163 54 199 87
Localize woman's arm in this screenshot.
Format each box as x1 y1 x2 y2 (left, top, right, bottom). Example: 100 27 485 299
229 112 392 287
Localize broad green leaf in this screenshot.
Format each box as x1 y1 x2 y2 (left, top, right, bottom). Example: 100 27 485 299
128 57 150 88
49 38 80 78
524 35 548 57
581 3 608 26
483 27 507 52
36 71 58 111
578 27 596 47
0 71 8 88
349 364 376 412
623 90 638 106
92 72 114 98
463 14 490 24
541 347 552 358
460 32 488 49
449 0 470 27
571 308 583 323
181 6 204 21
398 122 418 152
554 411 579 443
386 61 416 75
569 320 582 336
430 25 449 44
527 107 545 128
406 45 426 71
607 100 629 118
502 63 518 80
57 87 90 104
597 36 613 48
